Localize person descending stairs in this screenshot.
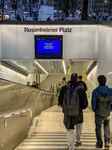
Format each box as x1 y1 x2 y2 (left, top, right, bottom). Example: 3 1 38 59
15 105 112 150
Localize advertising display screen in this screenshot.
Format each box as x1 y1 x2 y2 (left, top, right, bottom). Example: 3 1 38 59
35 35 63 59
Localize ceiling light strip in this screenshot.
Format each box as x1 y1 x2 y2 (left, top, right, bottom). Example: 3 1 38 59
62 61 66 75
87 66 97 77
86 61 97 76
34 61 49 75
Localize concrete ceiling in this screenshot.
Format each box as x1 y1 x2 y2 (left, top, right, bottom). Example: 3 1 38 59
10 60 92 75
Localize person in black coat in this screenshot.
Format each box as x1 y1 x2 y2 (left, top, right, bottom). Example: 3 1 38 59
78 75 87 91
58 73 88 150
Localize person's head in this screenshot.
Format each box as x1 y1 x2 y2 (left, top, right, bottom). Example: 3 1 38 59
71 73 78 82
63 77 66 81
32 81 36 86
79 75 82 80
58 81 62 85
27 81 31 86
97 75 106 85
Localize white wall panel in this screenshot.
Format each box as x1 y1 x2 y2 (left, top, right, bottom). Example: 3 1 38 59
86 66 98 106
0 25 1 59
0 65 36 85
1 25 17 59
40 74 48 83
17 25 35 59
79 26 97 59
87 25 112 92
86 25 112 133
98 25 112 88
0 25 97 60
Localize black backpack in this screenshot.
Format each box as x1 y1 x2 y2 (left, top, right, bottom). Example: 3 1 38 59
79 82 84 89
63 85 80 116
97 89 112 117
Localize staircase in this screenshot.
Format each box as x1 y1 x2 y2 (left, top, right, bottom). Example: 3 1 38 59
15 106 112 150
15 132 97 150
40 75 70 92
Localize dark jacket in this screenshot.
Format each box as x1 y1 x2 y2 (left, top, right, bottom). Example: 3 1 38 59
58 81 88 130
78 81 87 91
91 85 112 116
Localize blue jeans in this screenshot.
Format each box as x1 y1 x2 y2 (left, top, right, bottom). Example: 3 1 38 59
95 114 111 148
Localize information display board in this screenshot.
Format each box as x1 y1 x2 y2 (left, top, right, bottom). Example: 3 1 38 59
35 35 63 59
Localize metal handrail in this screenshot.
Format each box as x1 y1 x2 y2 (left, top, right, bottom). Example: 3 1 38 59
0 91 42 118
0 89 55 118
0 79 55 118
49 83 54 93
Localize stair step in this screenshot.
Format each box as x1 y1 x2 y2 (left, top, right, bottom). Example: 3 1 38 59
15 145 110 150
34 132 96 134
25 139 96 142
28 136 96 140
15 145 97 149
15 134 97 150
15 147 108 150
33 133 96 137
21 142 96 145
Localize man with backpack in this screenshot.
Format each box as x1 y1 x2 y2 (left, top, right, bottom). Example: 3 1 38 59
58 73 88 150
91 75 112 148
78 75 87 91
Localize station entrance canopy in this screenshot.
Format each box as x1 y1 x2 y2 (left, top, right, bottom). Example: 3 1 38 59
0 21 100 61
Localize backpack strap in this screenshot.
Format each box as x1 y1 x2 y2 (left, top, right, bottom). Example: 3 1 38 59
97 89 110 96
67 84 71 89
107 89 110 96
97 90 102 96
67 84 81 91
75 85 81 91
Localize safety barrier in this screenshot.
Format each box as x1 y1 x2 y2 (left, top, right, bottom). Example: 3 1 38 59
0 79 54 150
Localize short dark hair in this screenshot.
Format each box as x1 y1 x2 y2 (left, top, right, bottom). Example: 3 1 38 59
97 75 106 85
71 73 78 81
79 75 82 79
63 77 66 81
27 81 30 86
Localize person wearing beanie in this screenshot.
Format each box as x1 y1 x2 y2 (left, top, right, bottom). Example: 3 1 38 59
58 73 88 150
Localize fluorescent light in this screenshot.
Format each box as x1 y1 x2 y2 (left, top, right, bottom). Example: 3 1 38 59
22 110 26 113
4 114 11 118
34 61 49 75
15 112 20 115
62 61 66 74
87 66 97 77
108 72 112 75
28 109 31 111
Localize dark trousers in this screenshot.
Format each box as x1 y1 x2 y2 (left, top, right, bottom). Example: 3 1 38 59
95 114 111 148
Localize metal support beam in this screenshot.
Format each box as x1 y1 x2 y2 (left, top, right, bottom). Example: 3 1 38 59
37 0 39 20
1 0 4 20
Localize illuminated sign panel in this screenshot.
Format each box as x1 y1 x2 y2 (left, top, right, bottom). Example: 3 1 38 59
35 35 63 59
